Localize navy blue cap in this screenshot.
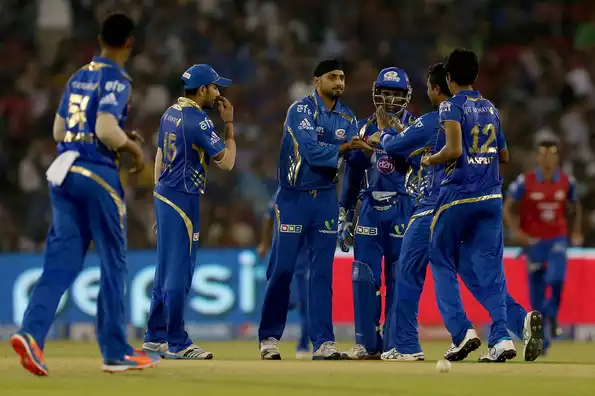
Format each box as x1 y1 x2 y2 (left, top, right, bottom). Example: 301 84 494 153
181 64 232 90
374 67 410 90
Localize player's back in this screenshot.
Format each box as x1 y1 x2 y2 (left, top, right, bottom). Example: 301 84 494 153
157 97 224 195
438 90 505 195
57 57 132 168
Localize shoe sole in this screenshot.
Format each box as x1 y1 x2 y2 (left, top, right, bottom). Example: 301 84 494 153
261 353 281 360
10 334 48 377
381 354 425 362
341 353 381 360
524 312 544 362
478 349 517 363
445 337 481 362
141 346 167 359
312 352 343 360
163 352 214 360
102 360 159 373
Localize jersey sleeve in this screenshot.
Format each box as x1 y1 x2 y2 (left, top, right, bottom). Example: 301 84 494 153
439 100 463 124
568 175 578 201
346 115 358 140
286 102 339 168
507 174 526 201
97 74 131 119
380 116 430 159
189 113 226 157
339 159 365 211
57 89 69 119
495 110 506 150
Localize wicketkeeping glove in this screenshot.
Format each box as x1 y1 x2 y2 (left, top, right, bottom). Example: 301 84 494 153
338 207 355 253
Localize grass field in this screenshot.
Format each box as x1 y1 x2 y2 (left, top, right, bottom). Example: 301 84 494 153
1 340 595 396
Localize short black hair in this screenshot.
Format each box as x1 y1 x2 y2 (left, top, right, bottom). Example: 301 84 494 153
446 48 478 86
184 88 198 97
100 12 135 48
427 62 452 96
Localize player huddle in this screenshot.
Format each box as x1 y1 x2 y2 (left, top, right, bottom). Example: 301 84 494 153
10 11 581 377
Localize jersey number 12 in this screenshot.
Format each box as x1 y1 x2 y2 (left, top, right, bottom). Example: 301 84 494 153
469 123 496 153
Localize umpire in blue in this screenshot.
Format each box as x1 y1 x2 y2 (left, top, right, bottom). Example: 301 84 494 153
258 59 373 360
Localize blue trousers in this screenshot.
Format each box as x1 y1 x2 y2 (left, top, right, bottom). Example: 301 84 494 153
144 183 200 352
259 187 337 350
20 162 131 361
429 189 509 347
524 237 567 319
352 194 413 353
389 203 527 353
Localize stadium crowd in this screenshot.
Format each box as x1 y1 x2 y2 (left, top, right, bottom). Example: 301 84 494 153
1 0 595 251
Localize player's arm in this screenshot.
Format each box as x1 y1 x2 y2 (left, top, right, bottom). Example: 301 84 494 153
495 114 509 164
154 148 163 184
287 103 340 167
212 97 236 171
567 177 583 246
96 78 144 171
503 175 533 246
380 117 429 160
426 102 462 166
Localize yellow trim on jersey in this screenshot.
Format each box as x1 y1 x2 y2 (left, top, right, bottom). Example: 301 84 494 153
177 97 202 110
154 191 194 255
70 166 125 231
286 126 302 186
430 193 502 238
405 209 434 232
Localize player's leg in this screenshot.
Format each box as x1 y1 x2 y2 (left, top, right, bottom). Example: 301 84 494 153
343 198 383 359
459 240 543 362
12 180 90 376
294 247 311 358
307 188 341 360
545 237 568 338
380 196 414 353
429 192 479 362
142 200 167 356
382 210 432 361
258 189 306 359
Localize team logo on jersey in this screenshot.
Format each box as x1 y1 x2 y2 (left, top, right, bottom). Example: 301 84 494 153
335 129 346 140
439 101 451 113
555 190 566 201
210 131 221 145
193 232 200 241
377 156 395 174
383 71 400 82
298 118 313 130
280 224 302 233
356 225 378 236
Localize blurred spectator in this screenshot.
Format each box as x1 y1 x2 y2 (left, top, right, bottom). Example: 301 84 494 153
1 0 595 251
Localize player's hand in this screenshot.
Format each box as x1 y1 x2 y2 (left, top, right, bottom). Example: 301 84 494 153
571 231 584 247
513 230 534 247
350 137 375 154
256 243 270 259
217 96 234 123
124 139 145 174
421 154 432 167
128 130 145 144
376 105 390 130
366 131 382 146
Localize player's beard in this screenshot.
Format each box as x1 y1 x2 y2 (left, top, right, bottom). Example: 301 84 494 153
325 87 343 100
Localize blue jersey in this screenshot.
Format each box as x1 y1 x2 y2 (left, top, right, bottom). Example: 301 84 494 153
277 91 358 191
437 89 506 194
266 186 280 219
56 56 132 167
380 111 441 206
157 97 225 195
338 111 415 210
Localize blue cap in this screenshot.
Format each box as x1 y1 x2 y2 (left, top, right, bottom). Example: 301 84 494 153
374 67 410 90
181 64 232 90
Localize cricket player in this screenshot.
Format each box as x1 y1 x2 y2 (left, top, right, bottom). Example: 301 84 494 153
338 67 416 360
259 59 372 360
424 48 516 363
257 187 311 359
10 13 157 375
504 140 582 344
142 64 236 360
381 62 543 363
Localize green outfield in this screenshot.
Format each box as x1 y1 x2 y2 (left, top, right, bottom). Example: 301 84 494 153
1 340 595 396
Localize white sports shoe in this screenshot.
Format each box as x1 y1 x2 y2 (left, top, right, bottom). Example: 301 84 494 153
164 344 213 360
478 338 517 362
522 311 544 362
312 341 342 360
444 328 481 362
260 338 281 360
381 348 425 361
141 342 168 358
341 344 381 360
